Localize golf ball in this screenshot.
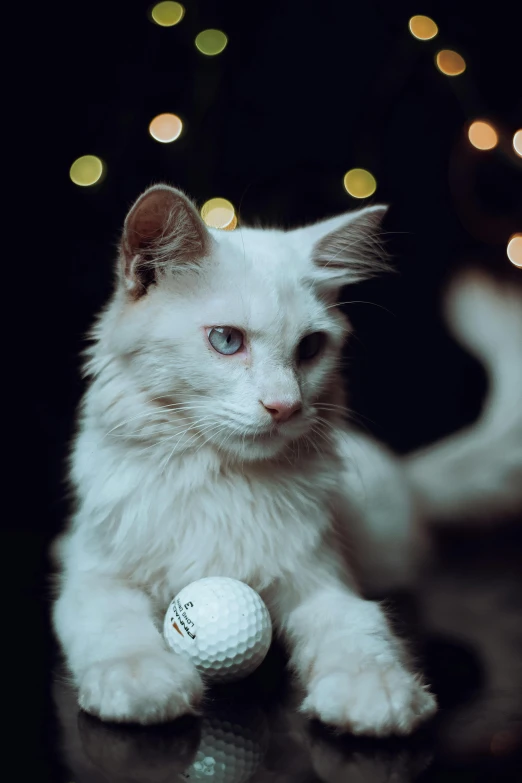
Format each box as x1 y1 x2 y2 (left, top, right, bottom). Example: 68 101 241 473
163 577 272 682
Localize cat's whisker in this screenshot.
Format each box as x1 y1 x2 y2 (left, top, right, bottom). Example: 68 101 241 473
309 423 333 451
104 402 211 437
135 415 210 450
313 415 338 433
326 300 395 316
304 431 324 458
108 409 214 441
216 423 244 456
315 403 375 430
193 423 231 456
142 413 219 469
159 430 196 472
313 405 349 420
133 426 191 453
143 415 237 471
172 416 226 457
311 416 337 445
160 422 215 471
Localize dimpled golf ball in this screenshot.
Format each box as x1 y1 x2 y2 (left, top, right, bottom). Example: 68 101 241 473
163 577 272 682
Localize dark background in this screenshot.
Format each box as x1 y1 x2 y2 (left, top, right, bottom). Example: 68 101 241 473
12 0 522 778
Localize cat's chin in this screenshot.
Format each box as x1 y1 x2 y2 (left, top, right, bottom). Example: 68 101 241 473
214 428 299 462
218 436 287 462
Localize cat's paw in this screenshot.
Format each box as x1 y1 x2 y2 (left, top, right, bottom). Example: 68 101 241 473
78 649 204 724
301 664 436 737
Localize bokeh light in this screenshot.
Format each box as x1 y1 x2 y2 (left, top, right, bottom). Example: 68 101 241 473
507 234 522 268
436 49 466 76
343 169 377 199
149 113 183 142
222 214 238 231
201 198 236 229
468 120 498 150
514 130 522 157
195 29 228 56
151 2 185 27
408 15 438 40
69 155 104 187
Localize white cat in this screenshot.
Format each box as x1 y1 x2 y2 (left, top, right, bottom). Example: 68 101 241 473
52 184 522 735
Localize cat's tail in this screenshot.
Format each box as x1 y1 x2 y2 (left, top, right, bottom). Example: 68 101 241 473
404 269 522 525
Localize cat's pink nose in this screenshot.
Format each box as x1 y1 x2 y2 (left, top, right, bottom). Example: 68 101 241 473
261 400 302 423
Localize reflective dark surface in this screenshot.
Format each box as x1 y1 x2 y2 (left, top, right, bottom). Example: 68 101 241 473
38 526 522 783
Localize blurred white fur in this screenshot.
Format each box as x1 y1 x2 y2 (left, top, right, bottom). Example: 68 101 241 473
52 185 521 735
405 270 522 522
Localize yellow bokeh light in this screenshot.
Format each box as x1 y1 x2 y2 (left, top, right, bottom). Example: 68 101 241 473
468 120 498 151
201 198 236 229
409 15 438 40
507 234 522 268
151 1 185 27
222 214 238 231
513 130 522 157
343 169 377 199
69 155 104 187
436 49 466 76
195 29 228 56
149 113 183 143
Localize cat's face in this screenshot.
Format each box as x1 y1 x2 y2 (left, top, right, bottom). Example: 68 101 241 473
100 185 387 462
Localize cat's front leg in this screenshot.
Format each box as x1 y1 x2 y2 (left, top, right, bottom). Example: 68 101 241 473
270 555 436 737
53 572 203 724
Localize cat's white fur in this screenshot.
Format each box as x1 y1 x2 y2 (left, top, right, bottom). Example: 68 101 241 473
52 185 522 736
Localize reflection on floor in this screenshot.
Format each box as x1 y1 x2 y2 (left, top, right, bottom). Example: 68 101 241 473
51 525 522 783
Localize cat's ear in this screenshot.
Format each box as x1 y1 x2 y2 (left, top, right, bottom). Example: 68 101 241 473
292 205 390 289
119 184 210 297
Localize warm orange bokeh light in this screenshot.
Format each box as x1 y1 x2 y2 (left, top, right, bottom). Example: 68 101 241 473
507 234 522 268
436 49 466 76
468 121 498 151
149 113 183 142
408 15 438 40
514 130 522 157
343 168 377 198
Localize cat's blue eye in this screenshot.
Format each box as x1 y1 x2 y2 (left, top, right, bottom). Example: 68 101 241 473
297 332 326 362
208 326 244 355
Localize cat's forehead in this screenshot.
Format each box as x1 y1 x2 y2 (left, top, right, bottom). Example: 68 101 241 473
212 227 310 288
207 228 321 334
